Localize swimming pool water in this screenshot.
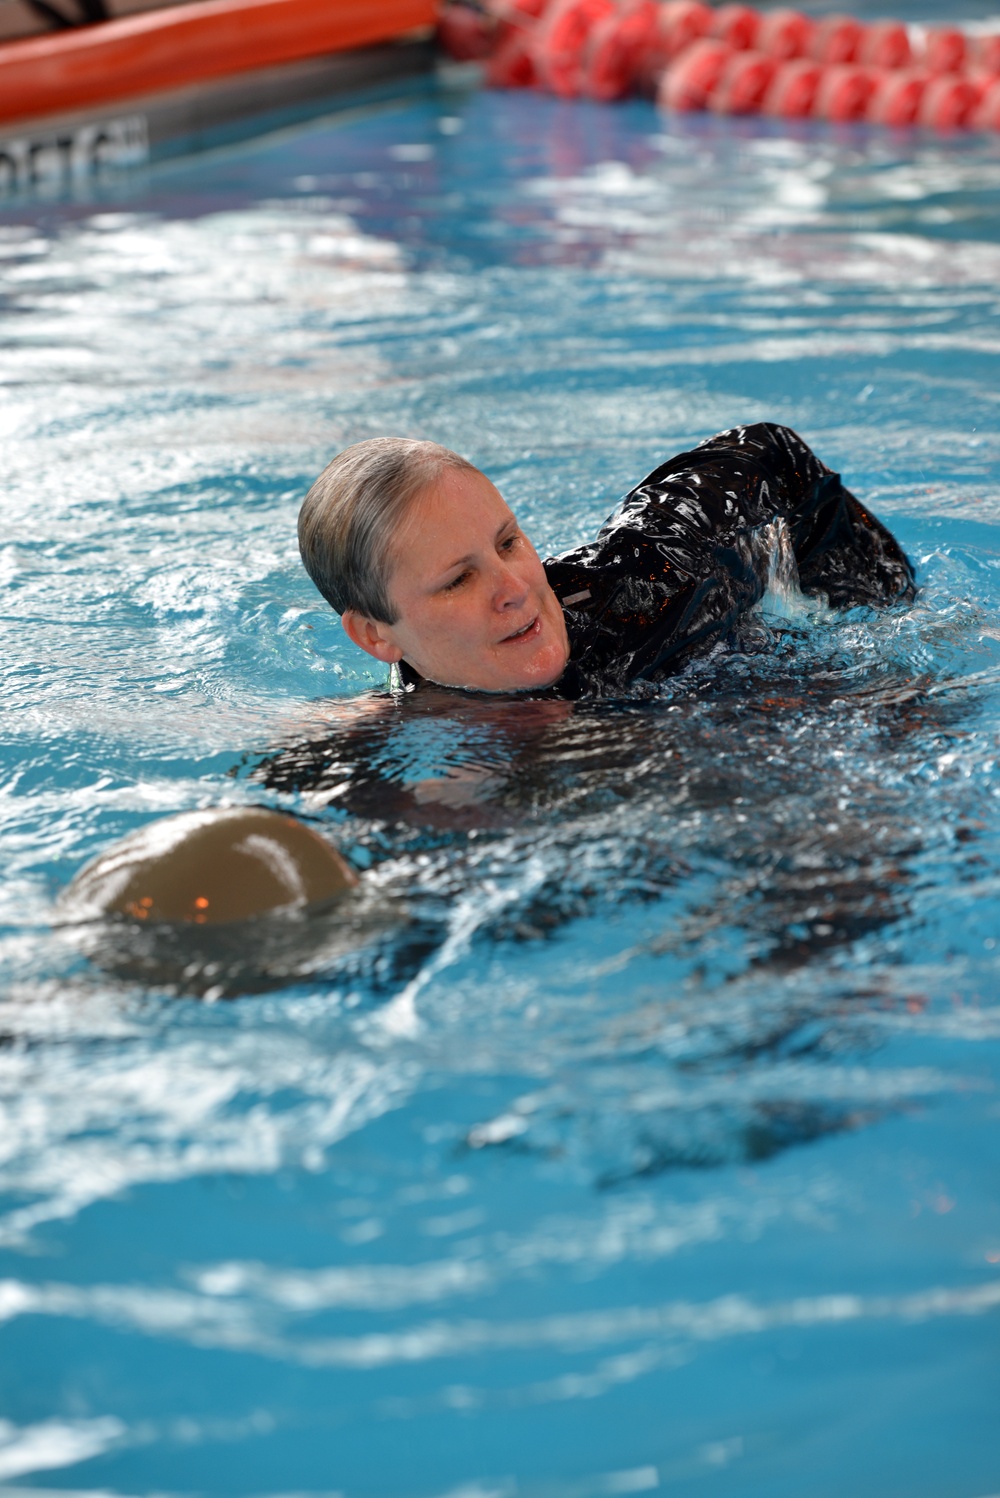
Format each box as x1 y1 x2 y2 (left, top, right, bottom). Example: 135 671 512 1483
1 59 999 1498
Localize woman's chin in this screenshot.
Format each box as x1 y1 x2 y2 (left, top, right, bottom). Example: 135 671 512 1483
505 642 568 692
424 639 569 695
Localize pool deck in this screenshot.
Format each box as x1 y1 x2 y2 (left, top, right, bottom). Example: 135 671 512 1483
0 0 445 197
0 34 442 193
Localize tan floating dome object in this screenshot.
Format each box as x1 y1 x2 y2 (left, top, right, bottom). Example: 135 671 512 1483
62 806 358 926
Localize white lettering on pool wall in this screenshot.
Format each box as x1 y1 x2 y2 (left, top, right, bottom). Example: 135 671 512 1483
0 116 149 194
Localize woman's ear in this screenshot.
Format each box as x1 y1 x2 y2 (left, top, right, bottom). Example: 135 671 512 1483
341 610 403 664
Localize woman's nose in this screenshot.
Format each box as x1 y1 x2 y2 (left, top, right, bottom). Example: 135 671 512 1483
493 560 529 611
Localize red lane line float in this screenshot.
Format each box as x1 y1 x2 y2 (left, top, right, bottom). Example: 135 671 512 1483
711 4 759 51
439 3 495 59
657 0 713 59
974 34 1000 75
867 67 928 127
710 47 775 113
1 0 437 125
808 13 863 65
584 1 658 102
440 0 1000 134
763 56 822 117
813 61 875 121
856 19 909 70
485 0 546 85
757 8 814 61
487 28 538 85
919 72 981 129
922 26 966 76
657 34 730 110
535 0 615 96
974 77 1000 129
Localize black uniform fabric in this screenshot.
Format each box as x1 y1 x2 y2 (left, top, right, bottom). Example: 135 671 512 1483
398 423 915 700
542 423 915 699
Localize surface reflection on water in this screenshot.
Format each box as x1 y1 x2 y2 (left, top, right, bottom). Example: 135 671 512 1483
244 583 994 1181
0 70 999 1498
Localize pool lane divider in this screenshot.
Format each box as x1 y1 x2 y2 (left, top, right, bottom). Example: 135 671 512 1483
440 0 1000 129
0 0 438 126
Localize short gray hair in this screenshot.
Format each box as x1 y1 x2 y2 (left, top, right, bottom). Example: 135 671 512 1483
298 438 479 623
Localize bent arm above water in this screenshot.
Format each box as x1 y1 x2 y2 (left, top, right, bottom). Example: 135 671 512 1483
688 423 916 609
545 422 916 695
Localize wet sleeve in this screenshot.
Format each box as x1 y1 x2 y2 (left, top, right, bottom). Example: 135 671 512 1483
687 423 916 610
545 423 915 694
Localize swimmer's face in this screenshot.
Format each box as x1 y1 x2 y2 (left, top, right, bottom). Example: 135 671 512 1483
342 466 570 693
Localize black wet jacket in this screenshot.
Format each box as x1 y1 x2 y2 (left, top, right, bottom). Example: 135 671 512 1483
401 423 915 700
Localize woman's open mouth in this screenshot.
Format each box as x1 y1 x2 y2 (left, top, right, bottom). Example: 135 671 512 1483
500 616 540 645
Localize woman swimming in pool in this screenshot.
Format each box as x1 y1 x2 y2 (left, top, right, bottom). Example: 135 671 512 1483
298 423 915 699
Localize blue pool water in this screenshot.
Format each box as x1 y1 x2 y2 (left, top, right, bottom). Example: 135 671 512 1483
1 58 1000 1498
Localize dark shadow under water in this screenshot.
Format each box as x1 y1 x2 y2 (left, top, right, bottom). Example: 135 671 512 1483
229 607 990 1181
251 620 967 962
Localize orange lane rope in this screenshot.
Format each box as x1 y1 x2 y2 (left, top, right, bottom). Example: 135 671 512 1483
0 0 437 126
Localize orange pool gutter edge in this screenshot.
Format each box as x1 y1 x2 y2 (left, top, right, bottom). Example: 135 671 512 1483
0 0 440 127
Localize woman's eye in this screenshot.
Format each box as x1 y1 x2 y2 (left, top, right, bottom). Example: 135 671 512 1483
443 570 471 592
500 533 518 553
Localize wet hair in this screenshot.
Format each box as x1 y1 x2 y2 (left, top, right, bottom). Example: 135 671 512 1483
298 438 479 624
